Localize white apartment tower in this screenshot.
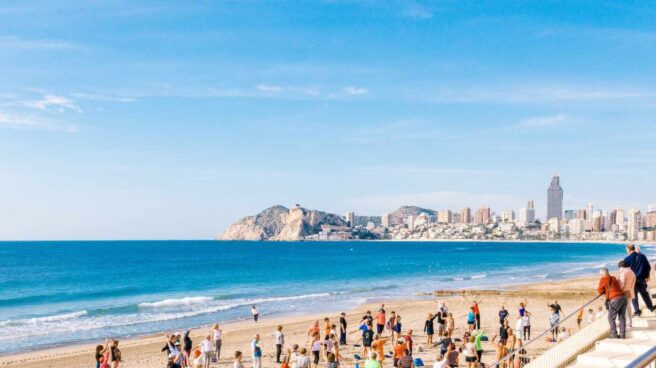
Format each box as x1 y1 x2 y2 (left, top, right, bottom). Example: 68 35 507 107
345 212 355 227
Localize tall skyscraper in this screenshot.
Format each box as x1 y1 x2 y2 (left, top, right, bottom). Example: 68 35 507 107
586 203 594 225
475 207 491 225
345 212 355 227
460 207 471 224
437 210 452 224
547 175 564 220
628 209 641 241
381 213 391 229
501 210 515 222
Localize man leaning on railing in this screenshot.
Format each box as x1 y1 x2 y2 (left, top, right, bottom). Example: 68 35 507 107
597 267 628 339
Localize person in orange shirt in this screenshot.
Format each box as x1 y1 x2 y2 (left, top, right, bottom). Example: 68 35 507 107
371 334 388 363
597 267 627 339
392 339 405 367
375 305 386 335
324 318 332 340
471 299 483 330
308 321 320 340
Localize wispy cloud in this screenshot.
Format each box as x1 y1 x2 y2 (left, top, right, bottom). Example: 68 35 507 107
343 86 368 95
256 84 283 93
518 113 576 127
0 110 77 132
426 85 656 105
69 92 135 103
0 36 78 50
23 94 81 113
404 3 433 19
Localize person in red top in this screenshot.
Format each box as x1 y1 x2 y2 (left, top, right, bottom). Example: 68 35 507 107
376 305 386 335
597 267 627 339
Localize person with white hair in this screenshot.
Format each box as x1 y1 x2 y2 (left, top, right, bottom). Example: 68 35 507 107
597 267 627 338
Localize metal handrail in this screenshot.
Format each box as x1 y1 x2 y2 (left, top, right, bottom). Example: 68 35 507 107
488 293 604 368
626 346 656 368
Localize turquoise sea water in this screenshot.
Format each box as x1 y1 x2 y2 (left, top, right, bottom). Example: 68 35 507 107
0 240 650 355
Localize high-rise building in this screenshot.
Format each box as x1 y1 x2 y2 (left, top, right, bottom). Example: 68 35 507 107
569 218 586 235
475 207 491 225
586 203 594 224
406 215 415 230
526 199 535 224
381 213 391 229
501 210 515 222
437 210 452 224
345 212 355 227
547 175 564 220
616 208 625 226
592 210 602 232
628 209 641 241
564 210 576 221
576 209 587 220
646 211 656 228
460 208 471 224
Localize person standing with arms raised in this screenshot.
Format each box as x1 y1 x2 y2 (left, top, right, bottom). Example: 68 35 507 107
624 243 655 316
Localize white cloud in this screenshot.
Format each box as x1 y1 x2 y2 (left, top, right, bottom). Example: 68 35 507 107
24 94 81 113
518 113 574 127
404 3 433 19
343 86 368 95
427 85 656 105
70 92 135 103
0 110 77 132
0 36 77 50
256 84 283 92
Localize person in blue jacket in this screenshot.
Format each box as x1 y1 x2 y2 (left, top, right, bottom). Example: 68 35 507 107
623 243 655 316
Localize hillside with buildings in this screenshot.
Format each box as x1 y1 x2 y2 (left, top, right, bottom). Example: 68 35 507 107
218 176 656 242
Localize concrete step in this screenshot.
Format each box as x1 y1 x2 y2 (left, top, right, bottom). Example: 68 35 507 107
632 317 656 328
627 326 656 340
596 337 655 354
574 350 636 367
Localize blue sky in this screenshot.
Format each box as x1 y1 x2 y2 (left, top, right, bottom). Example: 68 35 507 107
1 1 655 240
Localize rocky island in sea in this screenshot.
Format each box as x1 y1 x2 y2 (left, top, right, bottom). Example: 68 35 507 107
219 204 656 242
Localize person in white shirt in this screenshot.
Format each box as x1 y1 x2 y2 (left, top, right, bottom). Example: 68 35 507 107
234 351 245 368
273 325 285 363
295 348 311 368
514 316 524 340
595 306 605 320
212 323 222 361
252 334 262 368
200 335 214 368
557 327 570 342
289 344 301 368
433 354 449 368
586 308 595 325
522 312 531 340
252 305 259 322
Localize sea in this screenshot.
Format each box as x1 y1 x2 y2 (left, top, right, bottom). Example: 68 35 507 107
0 240 652 355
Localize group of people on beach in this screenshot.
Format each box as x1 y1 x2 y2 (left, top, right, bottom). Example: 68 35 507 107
93 242 655 368
95 338 121 368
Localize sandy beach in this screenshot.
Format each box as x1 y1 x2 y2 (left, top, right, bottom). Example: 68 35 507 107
0 275 609 368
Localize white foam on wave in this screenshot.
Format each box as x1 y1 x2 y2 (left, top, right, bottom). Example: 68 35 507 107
0 292 335 341
471 274 487 280
139 296 213 308
0 311 88 328
453 277 464 281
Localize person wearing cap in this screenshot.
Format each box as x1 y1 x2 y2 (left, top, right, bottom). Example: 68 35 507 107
624 243 655 316
597 267 627 338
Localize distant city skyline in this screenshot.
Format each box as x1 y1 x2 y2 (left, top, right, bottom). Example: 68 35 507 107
1 1 656 240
